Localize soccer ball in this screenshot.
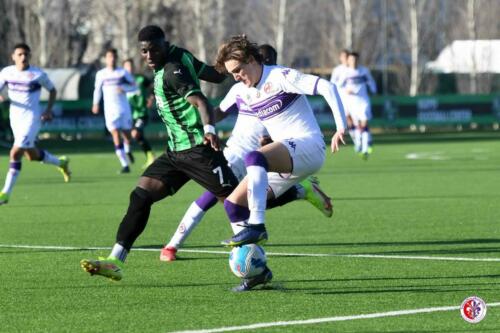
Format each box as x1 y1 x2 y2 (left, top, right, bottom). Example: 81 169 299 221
229 244 267 278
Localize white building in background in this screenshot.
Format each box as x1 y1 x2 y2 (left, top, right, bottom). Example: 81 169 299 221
426 40 500 74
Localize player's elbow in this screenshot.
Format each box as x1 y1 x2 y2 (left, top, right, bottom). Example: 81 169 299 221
316 78 336 97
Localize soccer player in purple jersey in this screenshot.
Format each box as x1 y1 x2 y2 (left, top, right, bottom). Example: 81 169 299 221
214 36 346 290
0 43 70 205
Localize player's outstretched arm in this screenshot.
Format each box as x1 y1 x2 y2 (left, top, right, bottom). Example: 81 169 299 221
92 72 103 114
315 79 347 153
214 106 230 123
198 65 227 84
366 68 377 94
119 71 138 93
186 93 220 151
42 88 57 121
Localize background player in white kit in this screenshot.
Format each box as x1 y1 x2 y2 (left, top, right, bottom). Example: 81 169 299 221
338 51 377 159
159 45 333 262
330 49 357 144
0 43 71 205
214 36 346 291
92 48 137 173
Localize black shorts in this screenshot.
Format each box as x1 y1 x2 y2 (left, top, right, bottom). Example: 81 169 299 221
133 117 148 131
142 145 238 198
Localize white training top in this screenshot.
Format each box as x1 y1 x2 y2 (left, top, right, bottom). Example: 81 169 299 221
92 67 135 115
220 65 346 142
337 66 376 105
219 82 268 159
0 65 54 115
330 64 348 85
330 63 349 103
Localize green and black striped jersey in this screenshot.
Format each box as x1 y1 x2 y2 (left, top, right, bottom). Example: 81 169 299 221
153 45 208 152
128 74 151 120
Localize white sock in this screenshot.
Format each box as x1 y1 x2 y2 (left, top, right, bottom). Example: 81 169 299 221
2 162 21 194
123 142 131 154
167 202 205 249
231 221 247 234
115 148 129 167
354 128 362 152
361 130 371 154
41 150 61 166
246 165 267 225
110 243 128 262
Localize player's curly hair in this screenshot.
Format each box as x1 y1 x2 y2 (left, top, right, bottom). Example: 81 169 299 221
138 25 165 42
215 35 262 73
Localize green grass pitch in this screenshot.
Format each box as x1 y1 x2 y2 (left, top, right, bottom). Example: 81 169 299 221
0 135 499 332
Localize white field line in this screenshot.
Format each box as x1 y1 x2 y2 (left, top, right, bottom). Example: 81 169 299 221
1 244 500 262
167 302 500 333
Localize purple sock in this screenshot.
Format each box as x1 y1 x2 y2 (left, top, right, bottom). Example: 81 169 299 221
244 151 268 170
37 149 46 162
195 191 218 211
10 161 22 171
224 200 250 222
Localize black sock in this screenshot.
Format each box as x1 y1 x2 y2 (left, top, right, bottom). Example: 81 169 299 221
116 187 153 251
266 186 299 209
136 133 152 155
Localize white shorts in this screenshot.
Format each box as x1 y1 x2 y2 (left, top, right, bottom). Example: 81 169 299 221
268 137 326 197
104 110 132 132
223 149 247 182
350 102 372 123
10 111 40 148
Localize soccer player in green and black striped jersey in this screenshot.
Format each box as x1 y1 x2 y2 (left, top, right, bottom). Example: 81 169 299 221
80 25 238 282
123 58 155 168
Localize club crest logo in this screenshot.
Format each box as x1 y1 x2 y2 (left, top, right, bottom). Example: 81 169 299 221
264 82 273 94
460 296 487 323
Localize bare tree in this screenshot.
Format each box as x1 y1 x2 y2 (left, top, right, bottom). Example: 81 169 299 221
343 0 352 50
1 0 499 95
275 0 287 65
194 0 207 62
409 0 418 96
467 0 477 93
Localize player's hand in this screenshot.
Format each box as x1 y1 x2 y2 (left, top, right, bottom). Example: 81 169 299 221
259 135 273 146
41 110 53 122
91 104 99 114
0 95 4 103
204 133 220 151
331 129 346 153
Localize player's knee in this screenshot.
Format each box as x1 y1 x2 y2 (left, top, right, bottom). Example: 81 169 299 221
244 151 268 170
129 187 153 212
26 149 44 161
10 148 23 160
